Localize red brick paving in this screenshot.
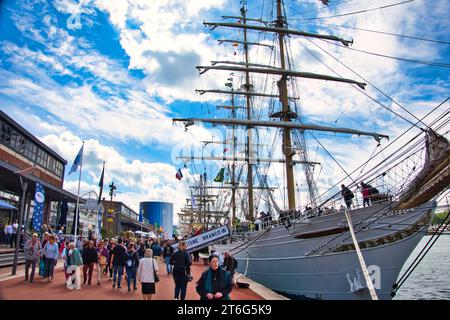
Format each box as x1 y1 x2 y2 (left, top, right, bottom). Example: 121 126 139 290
0 260 263 300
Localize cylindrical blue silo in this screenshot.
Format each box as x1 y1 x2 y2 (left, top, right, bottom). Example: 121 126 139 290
139 201 173 239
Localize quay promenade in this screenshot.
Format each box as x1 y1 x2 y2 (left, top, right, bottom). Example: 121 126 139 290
0 259 285 300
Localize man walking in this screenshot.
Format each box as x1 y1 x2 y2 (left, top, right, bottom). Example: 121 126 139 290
110 238 126 289
82 240 98 285
24 233 41 283
162 241 174 275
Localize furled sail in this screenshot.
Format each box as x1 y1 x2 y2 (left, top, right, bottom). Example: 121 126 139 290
397 130 450 209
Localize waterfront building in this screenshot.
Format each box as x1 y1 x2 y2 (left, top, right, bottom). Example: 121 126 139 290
0 110 81 232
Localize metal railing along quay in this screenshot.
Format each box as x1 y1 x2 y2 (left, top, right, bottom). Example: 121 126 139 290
0 250 25 268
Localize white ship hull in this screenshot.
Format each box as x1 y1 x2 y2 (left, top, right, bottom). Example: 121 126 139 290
214 202 435 300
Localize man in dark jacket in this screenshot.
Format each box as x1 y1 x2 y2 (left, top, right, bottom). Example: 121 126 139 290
162 241 175 275
223 251 237 279
341 184 354 209
196 255 233 300
169 241 192 300
110 238 127 289
82 240 98 285
151 241 162 258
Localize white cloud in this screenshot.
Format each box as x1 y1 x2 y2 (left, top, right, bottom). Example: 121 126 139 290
38 129 191 225
2 0 448 222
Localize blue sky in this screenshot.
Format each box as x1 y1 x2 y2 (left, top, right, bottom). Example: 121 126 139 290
0 0 448 222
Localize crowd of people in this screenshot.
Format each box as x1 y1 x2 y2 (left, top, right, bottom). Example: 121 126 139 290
0 220 20 248
21 227 238 300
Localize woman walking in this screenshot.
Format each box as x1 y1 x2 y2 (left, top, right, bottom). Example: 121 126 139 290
125 243 139 292
41 235 59 282
66 242 83 289
169 241 192 300
97 240 109 285
137 249 158 300
61 238 71 280
39 232 50 278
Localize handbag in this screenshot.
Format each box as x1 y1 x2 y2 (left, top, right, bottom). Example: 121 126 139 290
153 259 160 283
39 259 46 277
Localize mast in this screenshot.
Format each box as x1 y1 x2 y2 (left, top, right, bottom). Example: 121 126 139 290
231 88 237 224
174 0 389 219
242 3 255 221
276 0 296 210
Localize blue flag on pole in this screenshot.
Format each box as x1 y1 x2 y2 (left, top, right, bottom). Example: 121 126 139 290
68 145 84 175
33 182 45 231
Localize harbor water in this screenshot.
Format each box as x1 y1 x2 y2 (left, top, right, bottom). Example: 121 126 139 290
394 234 450 300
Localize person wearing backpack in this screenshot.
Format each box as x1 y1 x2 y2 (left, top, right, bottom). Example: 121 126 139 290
341 184 354 210
125 243 139 292
196 254 233 300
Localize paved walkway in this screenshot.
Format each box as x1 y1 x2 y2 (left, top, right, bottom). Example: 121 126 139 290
0 260 264 300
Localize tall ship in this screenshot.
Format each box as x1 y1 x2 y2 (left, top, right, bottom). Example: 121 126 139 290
172 0 450 299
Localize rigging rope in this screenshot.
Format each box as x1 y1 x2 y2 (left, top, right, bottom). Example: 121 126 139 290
287 0 356 17
319 39 450 68
291 0 415 21
304 22 450 45
298 32 431 130
303 97 448 247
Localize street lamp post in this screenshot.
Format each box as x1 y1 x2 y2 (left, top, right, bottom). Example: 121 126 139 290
108 181 116 237
12 176 27 275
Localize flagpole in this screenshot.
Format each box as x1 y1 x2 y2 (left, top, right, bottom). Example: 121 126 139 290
97 161 105 239
74 142 84 238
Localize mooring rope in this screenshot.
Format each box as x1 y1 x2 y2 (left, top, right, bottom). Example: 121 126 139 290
343 208 379 300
